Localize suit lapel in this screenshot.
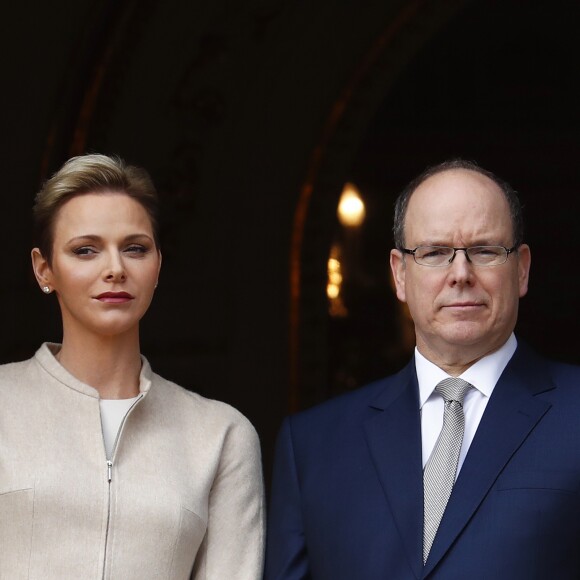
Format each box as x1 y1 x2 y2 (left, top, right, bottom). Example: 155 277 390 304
423 346 554 576
363 362 424 579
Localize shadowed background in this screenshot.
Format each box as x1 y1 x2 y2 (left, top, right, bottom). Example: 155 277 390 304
3 0 580 482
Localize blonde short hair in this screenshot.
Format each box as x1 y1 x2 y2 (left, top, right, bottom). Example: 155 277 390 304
33 153 159 265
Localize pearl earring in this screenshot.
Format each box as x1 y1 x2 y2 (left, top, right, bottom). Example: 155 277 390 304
42 286 51 294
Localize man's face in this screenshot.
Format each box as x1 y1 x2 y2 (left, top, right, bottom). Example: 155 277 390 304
389 169 531 369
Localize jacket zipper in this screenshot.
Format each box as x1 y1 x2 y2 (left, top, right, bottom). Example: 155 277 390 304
101 394 144 579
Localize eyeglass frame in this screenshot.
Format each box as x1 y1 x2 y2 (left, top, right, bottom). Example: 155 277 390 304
400 244 519 267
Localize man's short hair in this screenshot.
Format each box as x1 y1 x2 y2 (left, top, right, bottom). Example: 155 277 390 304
393 159 524 249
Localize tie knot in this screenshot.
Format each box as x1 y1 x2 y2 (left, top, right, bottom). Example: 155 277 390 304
435 377 472 405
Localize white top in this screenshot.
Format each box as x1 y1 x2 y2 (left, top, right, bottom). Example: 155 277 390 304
99 396 140 459
416 333 517 475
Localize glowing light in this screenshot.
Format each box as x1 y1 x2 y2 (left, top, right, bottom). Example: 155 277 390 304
327 256 342 300
329 270 342 285
327 283 340 299
327 247 348 316
337 183 365 227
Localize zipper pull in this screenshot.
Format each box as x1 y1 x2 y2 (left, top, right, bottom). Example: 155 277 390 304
107 460 112 483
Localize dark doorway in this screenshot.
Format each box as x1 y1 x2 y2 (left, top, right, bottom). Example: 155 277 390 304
323 1 580 402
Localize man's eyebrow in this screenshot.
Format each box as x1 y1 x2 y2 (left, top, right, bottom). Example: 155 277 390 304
414 239 505 247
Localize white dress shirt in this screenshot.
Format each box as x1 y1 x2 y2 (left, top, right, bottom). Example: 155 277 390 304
417 333 517 475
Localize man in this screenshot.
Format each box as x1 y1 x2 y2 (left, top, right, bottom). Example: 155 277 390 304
265 159 580 579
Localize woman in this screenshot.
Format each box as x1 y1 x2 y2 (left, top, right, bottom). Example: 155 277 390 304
0 154 264 578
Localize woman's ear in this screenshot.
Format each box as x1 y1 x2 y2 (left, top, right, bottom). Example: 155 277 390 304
31 248 53 293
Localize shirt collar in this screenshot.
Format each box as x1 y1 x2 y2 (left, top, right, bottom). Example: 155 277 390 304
415 333 518 408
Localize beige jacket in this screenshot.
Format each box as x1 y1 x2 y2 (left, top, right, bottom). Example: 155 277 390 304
0 343 264 579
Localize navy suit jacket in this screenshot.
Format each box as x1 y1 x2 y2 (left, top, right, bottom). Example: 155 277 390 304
264 344 580 579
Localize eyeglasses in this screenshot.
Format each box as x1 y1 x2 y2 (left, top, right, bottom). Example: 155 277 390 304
401 245 518 267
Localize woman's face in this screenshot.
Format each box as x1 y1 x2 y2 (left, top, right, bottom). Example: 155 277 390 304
32 191 161 340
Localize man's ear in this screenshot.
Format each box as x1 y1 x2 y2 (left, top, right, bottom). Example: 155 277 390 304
389 249 407 303
516 243 531 298
31 248 53 292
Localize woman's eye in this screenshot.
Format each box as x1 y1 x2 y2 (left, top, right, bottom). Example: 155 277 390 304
73 247 96 256
125 245 148 254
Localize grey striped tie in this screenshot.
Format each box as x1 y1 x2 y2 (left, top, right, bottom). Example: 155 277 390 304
423 377 473 563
